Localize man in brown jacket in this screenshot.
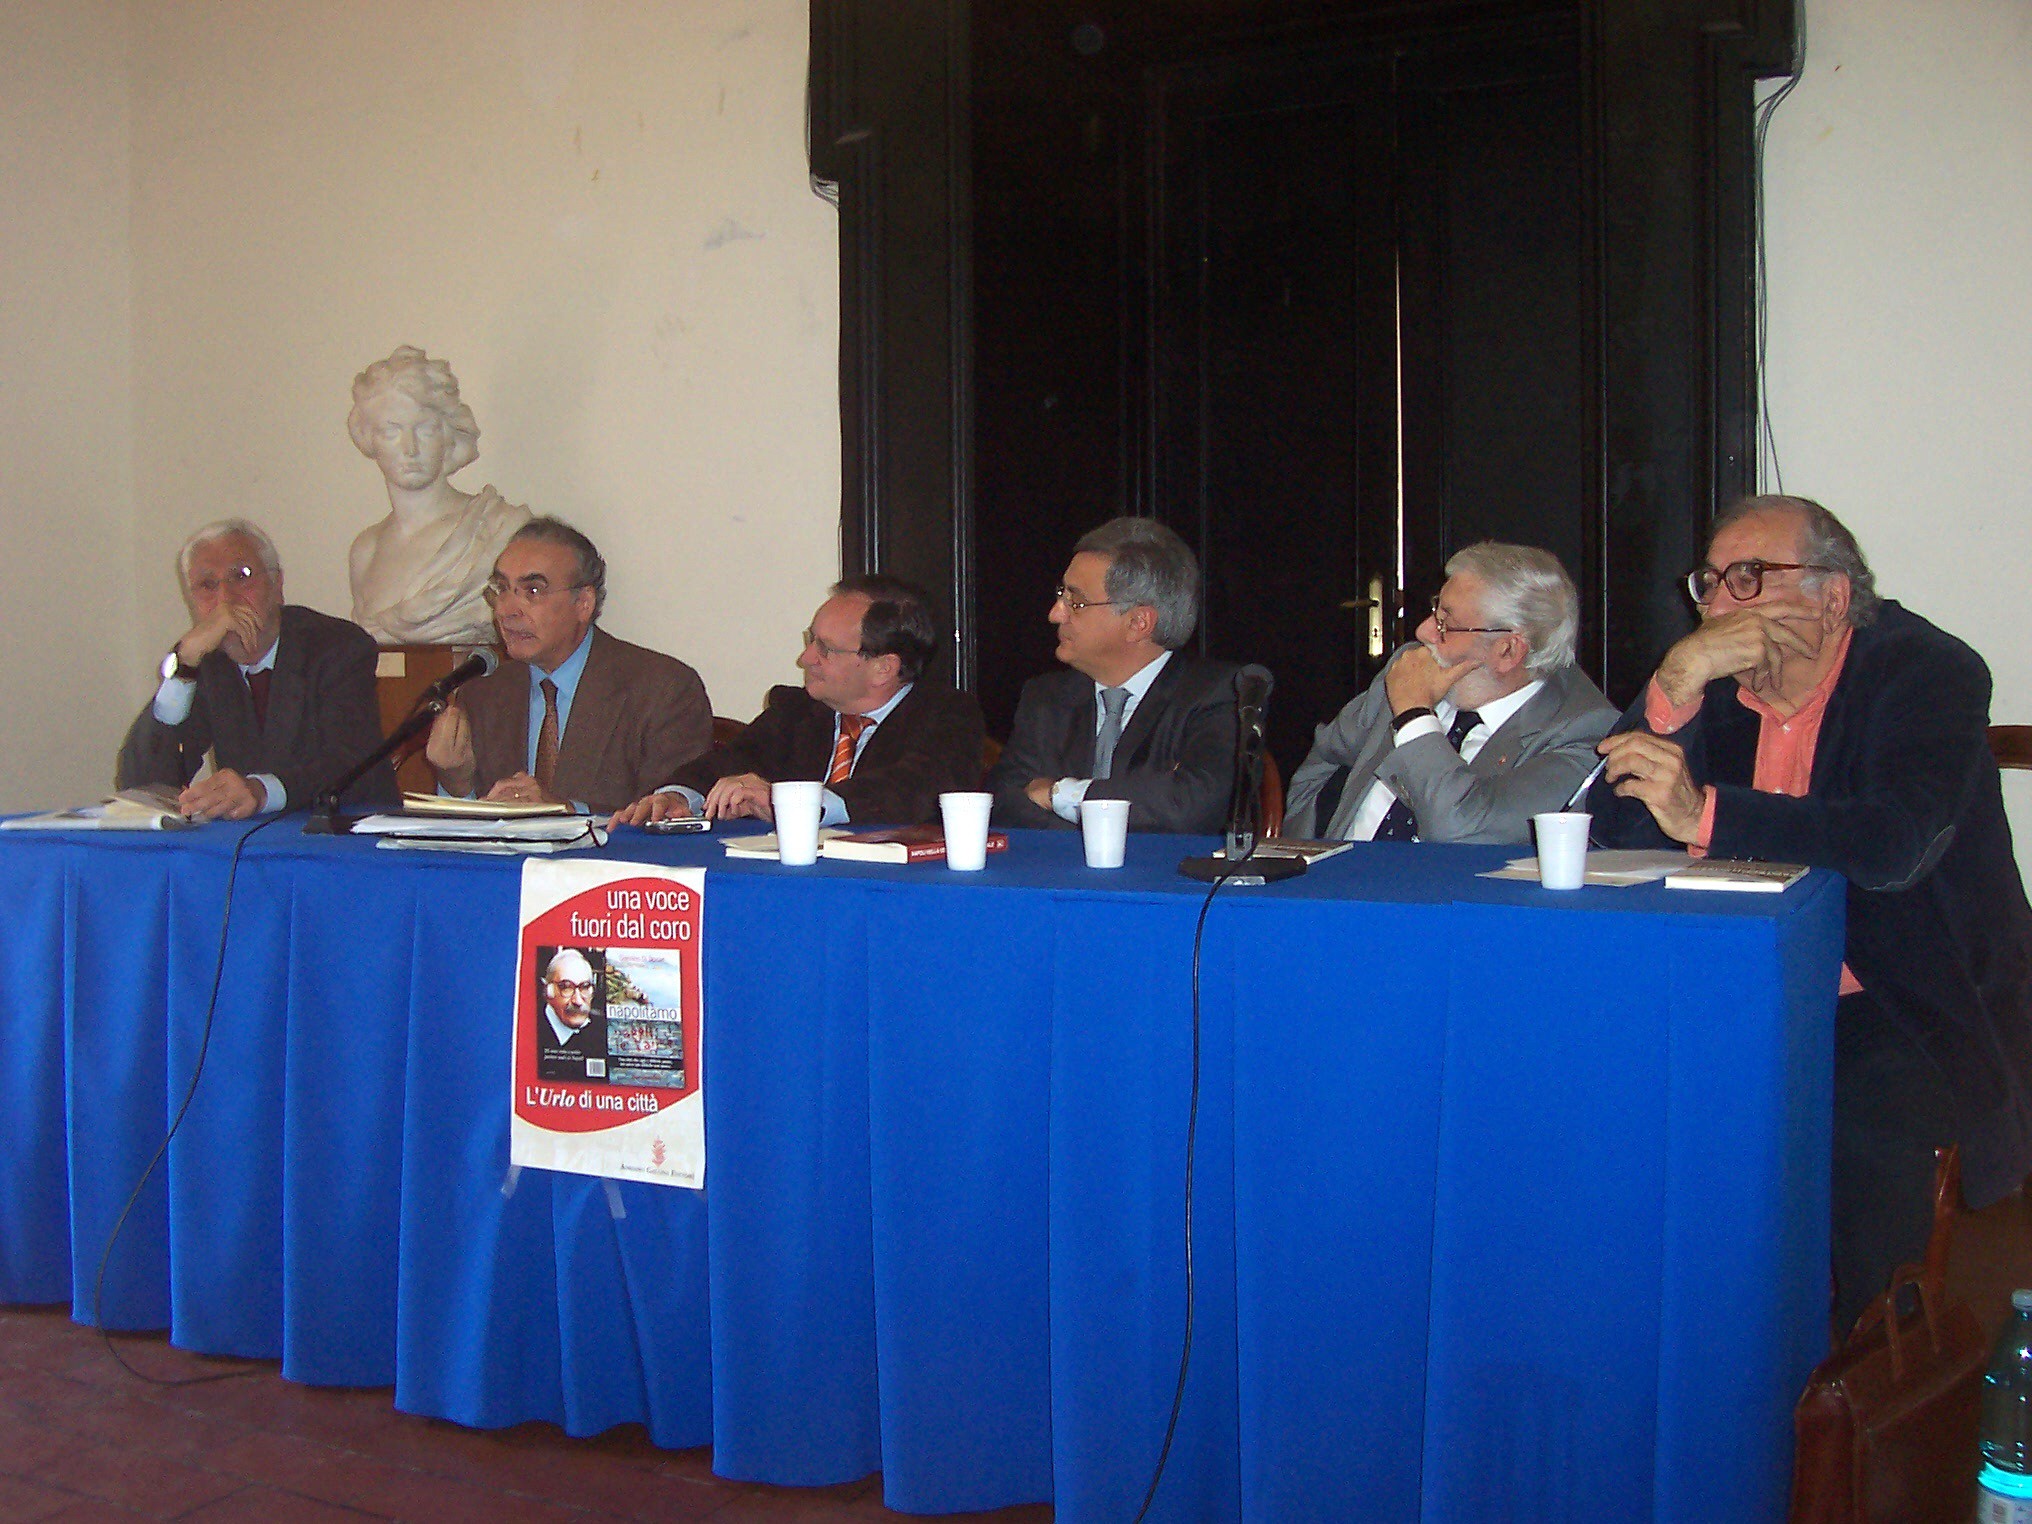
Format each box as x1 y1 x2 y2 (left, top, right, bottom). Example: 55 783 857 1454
427 518 712 815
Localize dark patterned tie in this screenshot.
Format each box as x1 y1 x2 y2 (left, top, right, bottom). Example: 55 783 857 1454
245 668 271 731
534 679 561 795
1371 708 1481 842
1093 688 1130 779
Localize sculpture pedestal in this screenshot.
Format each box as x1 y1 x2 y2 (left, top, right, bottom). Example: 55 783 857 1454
374 643 498 796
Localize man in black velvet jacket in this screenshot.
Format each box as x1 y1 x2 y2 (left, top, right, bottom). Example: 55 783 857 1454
1590 494 2032 1333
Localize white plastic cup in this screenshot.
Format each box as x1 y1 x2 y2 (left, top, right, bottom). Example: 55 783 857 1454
939 791 994 871
1533 811 1592 891
1081 797 1131 869
772 780 825 866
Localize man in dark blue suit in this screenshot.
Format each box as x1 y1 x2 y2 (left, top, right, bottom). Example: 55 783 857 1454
1591 494 2032 1333
990 517 1238 835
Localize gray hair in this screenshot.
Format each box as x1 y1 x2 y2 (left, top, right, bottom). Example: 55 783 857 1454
509 517 607 619
1444 542 1579 675
178 518 283 586
1710 493 1881 627
347 345 481 477
1073 516 1201 649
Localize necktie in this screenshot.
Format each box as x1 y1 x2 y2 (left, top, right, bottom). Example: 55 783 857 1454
245 668 271 731
1371 708 1482 842
534 679 561 795
828 714 870 784
1093 687 1130 780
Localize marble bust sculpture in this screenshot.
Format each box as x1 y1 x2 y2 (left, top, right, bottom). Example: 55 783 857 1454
346 345 530 645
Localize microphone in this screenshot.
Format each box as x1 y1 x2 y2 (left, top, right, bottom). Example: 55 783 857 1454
1234 664 1273 743
422 648 499 706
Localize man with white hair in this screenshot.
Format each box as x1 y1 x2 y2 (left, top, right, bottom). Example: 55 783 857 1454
537 947 606 1082
117 519 395 819
1283 542 1616 843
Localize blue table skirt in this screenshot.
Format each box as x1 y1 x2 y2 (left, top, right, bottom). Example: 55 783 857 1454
0 823 1844 1522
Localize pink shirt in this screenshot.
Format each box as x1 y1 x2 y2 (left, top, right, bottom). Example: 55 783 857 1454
1645 626 1861 994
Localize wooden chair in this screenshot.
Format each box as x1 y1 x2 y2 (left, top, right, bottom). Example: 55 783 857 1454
711 715 749 748
1992 726 2032 771
1258 751 1285 839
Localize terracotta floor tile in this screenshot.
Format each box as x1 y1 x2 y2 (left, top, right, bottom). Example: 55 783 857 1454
0 1471 89 1524
31 1500 158 1523
175 1484 391 1523
27 1438 244 1519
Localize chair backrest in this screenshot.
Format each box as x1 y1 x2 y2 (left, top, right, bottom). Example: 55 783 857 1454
1992 726 2032 771
711 715 749 749
1259 751 1285 840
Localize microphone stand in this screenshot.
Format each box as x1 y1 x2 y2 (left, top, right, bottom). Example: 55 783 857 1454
301 694 448 835
1179 677 1305 885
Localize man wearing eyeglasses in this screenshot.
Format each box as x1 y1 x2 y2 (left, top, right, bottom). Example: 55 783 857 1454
614 574 985 827
536 947 608 1083
1590 493 2032 1334
426 517 712 814
1282 542 1616 843
989 516 1240 835
117 518 396 820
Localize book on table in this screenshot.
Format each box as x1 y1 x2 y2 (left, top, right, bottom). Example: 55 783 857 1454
818 825 1011 864
400 791 572 819
1212 836 1352 864
1664 858 1810 893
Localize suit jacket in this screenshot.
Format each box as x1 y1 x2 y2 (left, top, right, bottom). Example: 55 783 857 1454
1589 601 2032 1204
458 627 712 814
537 1004 608 1083
669 681 986 826
117 604 397 808
1283 650 1618 843
989 655 1240 834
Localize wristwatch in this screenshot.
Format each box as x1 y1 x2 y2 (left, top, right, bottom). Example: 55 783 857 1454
160 648 200 683
1391 705 1435 732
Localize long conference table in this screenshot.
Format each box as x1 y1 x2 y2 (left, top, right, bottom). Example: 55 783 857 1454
0 821 1844 1522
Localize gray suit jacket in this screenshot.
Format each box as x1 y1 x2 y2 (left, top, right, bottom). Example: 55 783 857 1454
117 604 397 808
457 626 713 814
1283 649 1617 844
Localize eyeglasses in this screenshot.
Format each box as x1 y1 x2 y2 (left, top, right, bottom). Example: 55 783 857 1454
1054 584 1125 614
1428 594 1512 641
802 627 867 660
547 978 595 997
1685 560 1834 604
188 564 262 597
484 577 591 607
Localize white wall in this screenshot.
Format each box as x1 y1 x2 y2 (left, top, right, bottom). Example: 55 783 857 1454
0 2 139 811
0 0 837 814
1762 0 2032 875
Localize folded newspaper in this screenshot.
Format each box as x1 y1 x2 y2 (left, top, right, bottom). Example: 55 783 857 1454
1 784 190 831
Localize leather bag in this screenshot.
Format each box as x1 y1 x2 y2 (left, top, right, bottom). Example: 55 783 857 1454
1789 1146 1987 1524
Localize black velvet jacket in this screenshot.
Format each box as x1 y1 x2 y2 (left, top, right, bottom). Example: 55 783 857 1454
1590 601 2032 1202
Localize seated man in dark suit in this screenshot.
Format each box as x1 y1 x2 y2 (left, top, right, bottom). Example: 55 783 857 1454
426 517 713 815
989 516 1237 835
1283 542 1617 843
1589 493 2032 1333
118 518 395 820
614 574 985 828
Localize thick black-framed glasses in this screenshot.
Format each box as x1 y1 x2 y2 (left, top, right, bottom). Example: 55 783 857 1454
1685 560 1834 604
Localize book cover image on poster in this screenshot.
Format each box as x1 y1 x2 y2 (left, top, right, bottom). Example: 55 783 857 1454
602 948 688 1089
535 945 609 1082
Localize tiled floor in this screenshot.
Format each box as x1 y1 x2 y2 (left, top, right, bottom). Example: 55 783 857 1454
0 1306 1053 1523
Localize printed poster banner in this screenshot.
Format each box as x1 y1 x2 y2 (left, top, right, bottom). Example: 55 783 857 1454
511 858 706 1189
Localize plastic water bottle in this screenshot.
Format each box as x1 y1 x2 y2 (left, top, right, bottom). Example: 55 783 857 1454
1979 1289 2032 1521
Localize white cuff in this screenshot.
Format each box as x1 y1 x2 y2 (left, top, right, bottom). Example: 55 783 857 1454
1051 778 1090 823
1391 713 1445 748
153 674 197 725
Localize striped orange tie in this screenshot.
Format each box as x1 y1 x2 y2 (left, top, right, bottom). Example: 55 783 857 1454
826 714 870 784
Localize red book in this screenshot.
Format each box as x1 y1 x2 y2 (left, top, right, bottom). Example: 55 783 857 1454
817 825 1011 864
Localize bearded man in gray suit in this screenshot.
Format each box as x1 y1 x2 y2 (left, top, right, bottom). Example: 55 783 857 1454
1283 542 1616 844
